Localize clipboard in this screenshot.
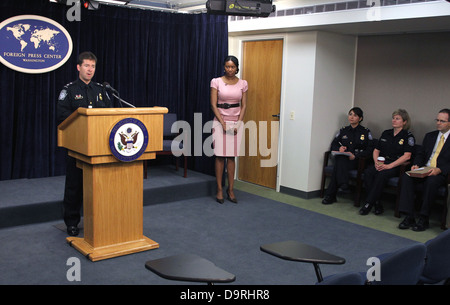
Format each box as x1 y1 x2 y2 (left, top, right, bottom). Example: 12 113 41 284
406 167 433 178
331 151 352 157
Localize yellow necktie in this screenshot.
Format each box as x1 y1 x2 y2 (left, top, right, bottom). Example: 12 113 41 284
430 134 445 167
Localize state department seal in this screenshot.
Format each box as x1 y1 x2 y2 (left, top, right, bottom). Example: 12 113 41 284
109 118 149 162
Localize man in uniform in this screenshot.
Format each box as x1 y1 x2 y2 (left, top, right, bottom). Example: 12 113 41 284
57 51 113 236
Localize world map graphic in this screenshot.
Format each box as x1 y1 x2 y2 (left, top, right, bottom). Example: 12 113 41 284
6 23 60 52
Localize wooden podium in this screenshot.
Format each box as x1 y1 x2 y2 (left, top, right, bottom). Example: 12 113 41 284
58 107 168 261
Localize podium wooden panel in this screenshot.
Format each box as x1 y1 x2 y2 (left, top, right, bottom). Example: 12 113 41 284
58 107 168 261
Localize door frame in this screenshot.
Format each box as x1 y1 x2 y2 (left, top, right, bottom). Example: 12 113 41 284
230 34 287 192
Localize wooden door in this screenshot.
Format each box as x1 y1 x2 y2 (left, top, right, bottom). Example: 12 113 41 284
238 39 283 189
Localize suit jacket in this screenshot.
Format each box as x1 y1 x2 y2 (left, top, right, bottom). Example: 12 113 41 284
414 130 450 176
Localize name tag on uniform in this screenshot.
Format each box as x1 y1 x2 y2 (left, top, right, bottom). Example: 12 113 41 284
75 94 83 100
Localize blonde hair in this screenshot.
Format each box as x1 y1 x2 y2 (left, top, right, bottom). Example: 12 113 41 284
392 108 411 130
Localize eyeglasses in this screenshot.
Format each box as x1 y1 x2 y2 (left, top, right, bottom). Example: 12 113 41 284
435 119 449 123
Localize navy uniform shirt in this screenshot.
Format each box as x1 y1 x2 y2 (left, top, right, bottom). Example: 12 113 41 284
330 124 374 158
376 128 415 163
57 78 113 124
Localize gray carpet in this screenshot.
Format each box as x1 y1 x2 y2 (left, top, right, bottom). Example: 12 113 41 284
0 189 418 285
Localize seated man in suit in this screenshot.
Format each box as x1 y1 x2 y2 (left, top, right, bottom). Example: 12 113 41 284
398 108 450 232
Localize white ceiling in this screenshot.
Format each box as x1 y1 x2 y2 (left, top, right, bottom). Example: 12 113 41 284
58 0 330 14
52 0 450 35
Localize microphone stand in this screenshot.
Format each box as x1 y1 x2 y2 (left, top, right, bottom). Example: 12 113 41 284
112 92 136 108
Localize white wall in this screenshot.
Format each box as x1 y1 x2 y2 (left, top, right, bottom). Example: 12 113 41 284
230 31 357 195
279 31 317 193
308 31 357 192
228 1 449 196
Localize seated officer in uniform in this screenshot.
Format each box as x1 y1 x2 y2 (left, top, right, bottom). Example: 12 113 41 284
322 107 374 204
360 109 415 215
56 51 113 236
398 109 450 231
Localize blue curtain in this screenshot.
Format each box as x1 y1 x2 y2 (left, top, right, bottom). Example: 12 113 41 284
0 0 228 180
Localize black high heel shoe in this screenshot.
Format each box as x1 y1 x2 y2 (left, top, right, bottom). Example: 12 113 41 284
216 196 224 204
226 189 238 204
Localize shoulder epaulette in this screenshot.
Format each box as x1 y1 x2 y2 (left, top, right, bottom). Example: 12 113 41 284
63 81 74 89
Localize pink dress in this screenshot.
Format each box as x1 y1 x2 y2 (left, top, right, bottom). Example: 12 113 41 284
211 77 248 157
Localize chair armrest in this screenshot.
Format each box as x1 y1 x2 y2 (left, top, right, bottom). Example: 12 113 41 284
395 161 411 187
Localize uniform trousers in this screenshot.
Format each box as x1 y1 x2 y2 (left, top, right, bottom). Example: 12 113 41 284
363 165 400 204
63 154 83 227
398 173 447 217
325 155 357 196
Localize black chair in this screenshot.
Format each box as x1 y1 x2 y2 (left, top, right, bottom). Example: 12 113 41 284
320 243 426 285
144 113 187 178
316 271 365 285
419 229 450 284
366 243 426 285
320 151 369 207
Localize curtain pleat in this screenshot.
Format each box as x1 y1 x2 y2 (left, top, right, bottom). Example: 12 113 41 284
0 0 228 180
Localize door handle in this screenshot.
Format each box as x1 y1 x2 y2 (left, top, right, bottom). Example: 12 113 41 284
272 113 280 119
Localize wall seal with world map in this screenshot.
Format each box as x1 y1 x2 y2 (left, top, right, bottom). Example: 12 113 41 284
0 15 72 74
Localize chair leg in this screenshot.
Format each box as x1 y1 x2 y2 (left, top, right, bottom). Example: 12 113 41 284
320 173 326 198
441 202 448 230
313 263 323 283
394 197 401 218
354 180 362 207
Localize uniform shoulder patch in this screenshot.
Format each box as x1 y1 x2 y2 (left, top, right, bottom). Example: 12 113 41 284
58 89 68 101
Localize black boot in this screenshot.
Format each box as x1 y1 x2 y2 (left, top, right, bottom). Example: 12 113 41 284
374 201 384 215
322 195 337 205
398 215 416 230
359 202 373 215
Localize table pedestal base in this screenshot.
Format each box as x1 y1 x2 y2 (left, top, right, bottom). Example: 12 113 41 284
67 236 159 261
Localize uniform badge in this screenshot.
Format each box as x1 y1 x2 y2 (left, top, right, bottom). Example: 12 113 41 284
399 139 404 145
75 94 83 100
58 89 67 101
360 135 365 140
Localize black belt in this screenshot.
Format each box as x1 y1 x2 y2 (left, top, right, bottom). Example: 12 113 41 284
217 103 240 109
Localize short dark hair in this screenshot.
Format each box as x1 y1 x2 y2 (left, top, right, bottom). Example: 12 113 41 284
224 55 239 74
439 108 450 120
77 51 97 65
349 107 364 122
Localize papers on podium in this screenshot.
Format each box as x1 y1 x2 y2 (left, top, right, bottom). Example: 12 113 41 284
406 167 433 178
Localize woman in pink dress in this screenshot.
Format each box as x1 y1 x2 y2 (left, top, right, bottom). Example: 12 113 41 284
211 56 248 204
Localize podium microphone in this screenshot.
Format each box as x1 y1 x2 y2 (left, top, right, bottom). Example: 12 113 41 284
102 82 119 94
102 82 136 108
